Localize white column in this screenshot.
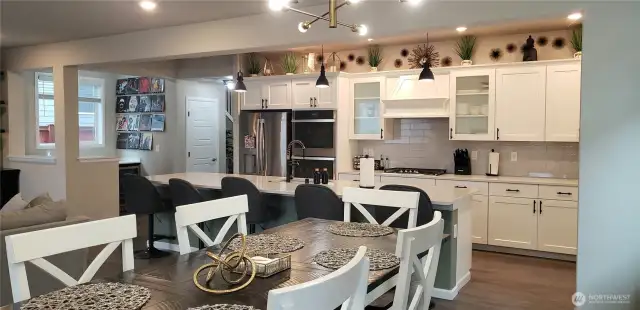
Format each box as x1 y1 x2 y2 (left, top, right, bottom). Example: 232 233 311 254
578 3 640 310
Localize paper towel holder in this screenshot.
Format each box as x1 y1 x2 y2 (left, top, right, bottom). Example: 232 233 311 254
486 149 500 177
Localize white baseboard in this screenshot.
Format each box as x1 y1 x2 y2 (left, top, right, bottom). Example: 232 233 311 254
148 240 198 253
432 271 471 300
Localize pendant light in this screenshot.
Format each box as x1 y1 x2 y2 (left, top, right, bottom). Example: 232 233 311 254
234 71 247 92
316 45 330 88
418 33 435 82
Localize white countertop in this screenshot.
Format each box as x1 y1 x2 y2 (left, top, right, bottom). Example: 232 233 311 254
119 158 141 165
339 171 579 187
147 172 475 209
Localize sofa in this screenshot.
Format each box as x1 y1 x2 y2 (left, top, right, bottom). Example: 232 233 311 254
0 194 90 306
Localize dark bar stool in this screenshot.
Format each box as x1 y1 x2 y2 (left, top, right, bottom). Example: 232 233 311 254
220 177 268 234
122 175 174 259
294 184 343 221
168 178 207 249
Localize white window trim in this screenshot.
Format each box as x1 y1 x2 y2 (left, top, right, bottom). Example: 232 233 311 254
34 73 106 149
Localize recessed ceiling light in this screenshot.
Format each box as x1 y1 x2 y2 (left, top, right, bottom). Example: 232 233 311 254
456 26 467 33
139 0 157 11
568 12 582 20
368 38 373 42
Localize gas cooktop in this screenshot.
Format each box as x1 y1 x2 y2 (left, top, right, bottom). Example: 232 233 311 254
383 168 447 176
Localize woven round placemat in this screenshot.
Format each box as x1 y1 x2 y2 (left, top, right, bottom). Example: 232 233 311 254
313 248 400 271
227 234 304 254
188 305 259 310
328 222 394 237
20 282 151 310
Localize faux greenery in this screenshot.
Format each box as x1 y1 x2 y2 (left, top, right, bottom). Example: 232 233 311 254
454 35 476 60
571 26 582 52
247 53 262 75
367 45 383 67
281 53 298 74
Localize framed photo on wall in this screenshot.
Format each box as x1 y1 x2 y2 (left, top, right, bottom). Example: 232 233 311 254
150 95 165 112
116 79 128 95
150 114 165 132
139 133 153 151
116 133 129 149
116 96 130 113
126 78 139 94
116 115 128 131
127 114 140 131
139 114 152 131
151 78 165 93
138 95 151 112
139 77 151 94
127 133 141 149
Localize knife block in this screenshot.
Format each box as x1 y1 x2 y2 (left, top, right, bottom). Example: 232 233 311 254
454 158 471 175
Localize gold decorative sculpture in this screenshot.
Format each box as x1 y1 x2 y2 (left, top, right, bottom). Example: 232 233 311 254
193 233 256 294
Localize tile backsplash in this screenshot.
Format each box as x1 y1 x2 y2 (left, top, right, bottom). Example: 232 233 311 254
359 119 579 179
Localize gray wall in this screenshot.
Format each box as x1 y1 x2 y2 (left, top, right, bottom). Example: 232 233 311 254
577 3 640 310
360 118 579 179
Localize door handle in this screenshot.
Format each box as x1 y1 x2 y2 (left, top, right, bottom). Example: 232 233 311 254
212 158 217 162
539 200 542 214
533 200 536 214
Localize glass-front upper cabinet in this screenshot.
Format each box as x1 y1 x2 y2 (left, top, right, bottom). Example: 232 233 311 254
449 69 496 141
349 76 392 140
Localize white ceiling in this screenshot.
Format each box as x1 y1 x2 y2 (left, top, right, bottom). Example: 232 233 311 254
0 0 326 48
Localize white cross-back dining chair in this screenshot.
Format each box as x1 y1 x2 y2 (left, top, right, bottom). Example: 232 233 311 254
267 246 370 310
342 187 420 228
174 194 249 255
5 214 137 302
369 211 444 310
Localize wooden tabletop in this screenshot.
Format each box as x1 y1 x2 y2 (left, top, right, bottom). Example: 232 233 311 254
2 218 419 310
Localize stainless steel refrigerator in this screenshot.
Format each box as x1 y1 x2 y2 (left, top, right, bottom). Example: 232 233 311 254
239 111 292 177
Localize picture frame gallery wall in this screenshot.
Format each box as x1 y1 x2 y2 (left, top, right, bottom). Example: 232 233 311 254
115 77 165 151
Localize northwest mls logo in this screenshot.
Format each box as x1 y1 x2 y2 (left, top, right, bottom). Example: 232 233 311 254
573 292 587 307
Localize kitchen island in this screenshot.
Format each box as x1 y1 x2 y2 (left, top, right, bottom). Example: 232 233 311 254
148 172 475 300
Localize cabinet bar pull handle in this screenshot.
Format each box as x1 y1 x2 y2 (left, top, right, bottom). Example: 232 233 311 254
314 97 317 107
454 185 467 189
261 99 265 109
539 200 543 214
265 99 268 108
380 128 383 139
496 128 500 140
557 192 573 195
450 128 453 139
310 97 313 107
533 200 536 214
506 189 520 192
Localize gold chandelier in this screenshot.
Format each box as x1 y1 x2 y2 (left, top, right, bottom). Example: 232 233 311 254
268 0 423 35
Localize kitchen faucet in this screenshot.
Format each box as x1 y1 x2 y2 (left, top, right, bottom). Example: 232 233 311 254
286 140 306 182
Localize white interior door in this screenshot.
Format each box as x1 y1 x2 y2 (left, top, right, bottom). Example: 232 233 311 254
186 97 219 173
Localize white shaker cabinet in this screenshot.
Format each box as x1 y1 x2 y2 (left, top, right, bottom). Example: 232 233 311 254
240 80 291 110
488 196 538 250
241 81 265 110
449 69 496 141
545 64 582 142
471 195 489 244
537 199 578 255
291 77 337 109
349 76 393 140
495 66 547 141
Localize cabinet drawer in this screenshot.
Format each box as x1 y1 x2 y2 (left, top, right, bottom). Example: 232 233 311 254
338 173 362 182
489 183 538 198
380 176 436 187
436 180 488 196
539 185 578 201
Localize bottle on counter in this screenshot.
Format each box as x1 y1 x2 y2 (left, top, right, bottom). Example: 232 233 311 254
321 168 329 184
313 168 321 184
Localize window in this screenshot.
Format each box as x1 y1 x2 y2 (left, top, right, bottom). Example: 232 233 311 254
35 73 105 148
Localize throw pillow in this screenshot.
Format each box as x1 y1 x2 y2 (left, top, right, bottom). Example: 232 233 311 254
0 199 67 231
25 193 54 209
1 193 29 212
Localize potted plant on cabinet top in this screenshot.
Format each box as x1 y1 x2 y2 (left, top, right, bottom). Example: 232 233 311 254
281 53 298 75
247 53 262 77
367 45 383 72
454 35 476 66
571 25 582 60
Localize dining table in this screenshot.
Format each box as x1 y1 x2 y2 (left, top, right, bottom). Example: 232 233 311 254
0 218 448 310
